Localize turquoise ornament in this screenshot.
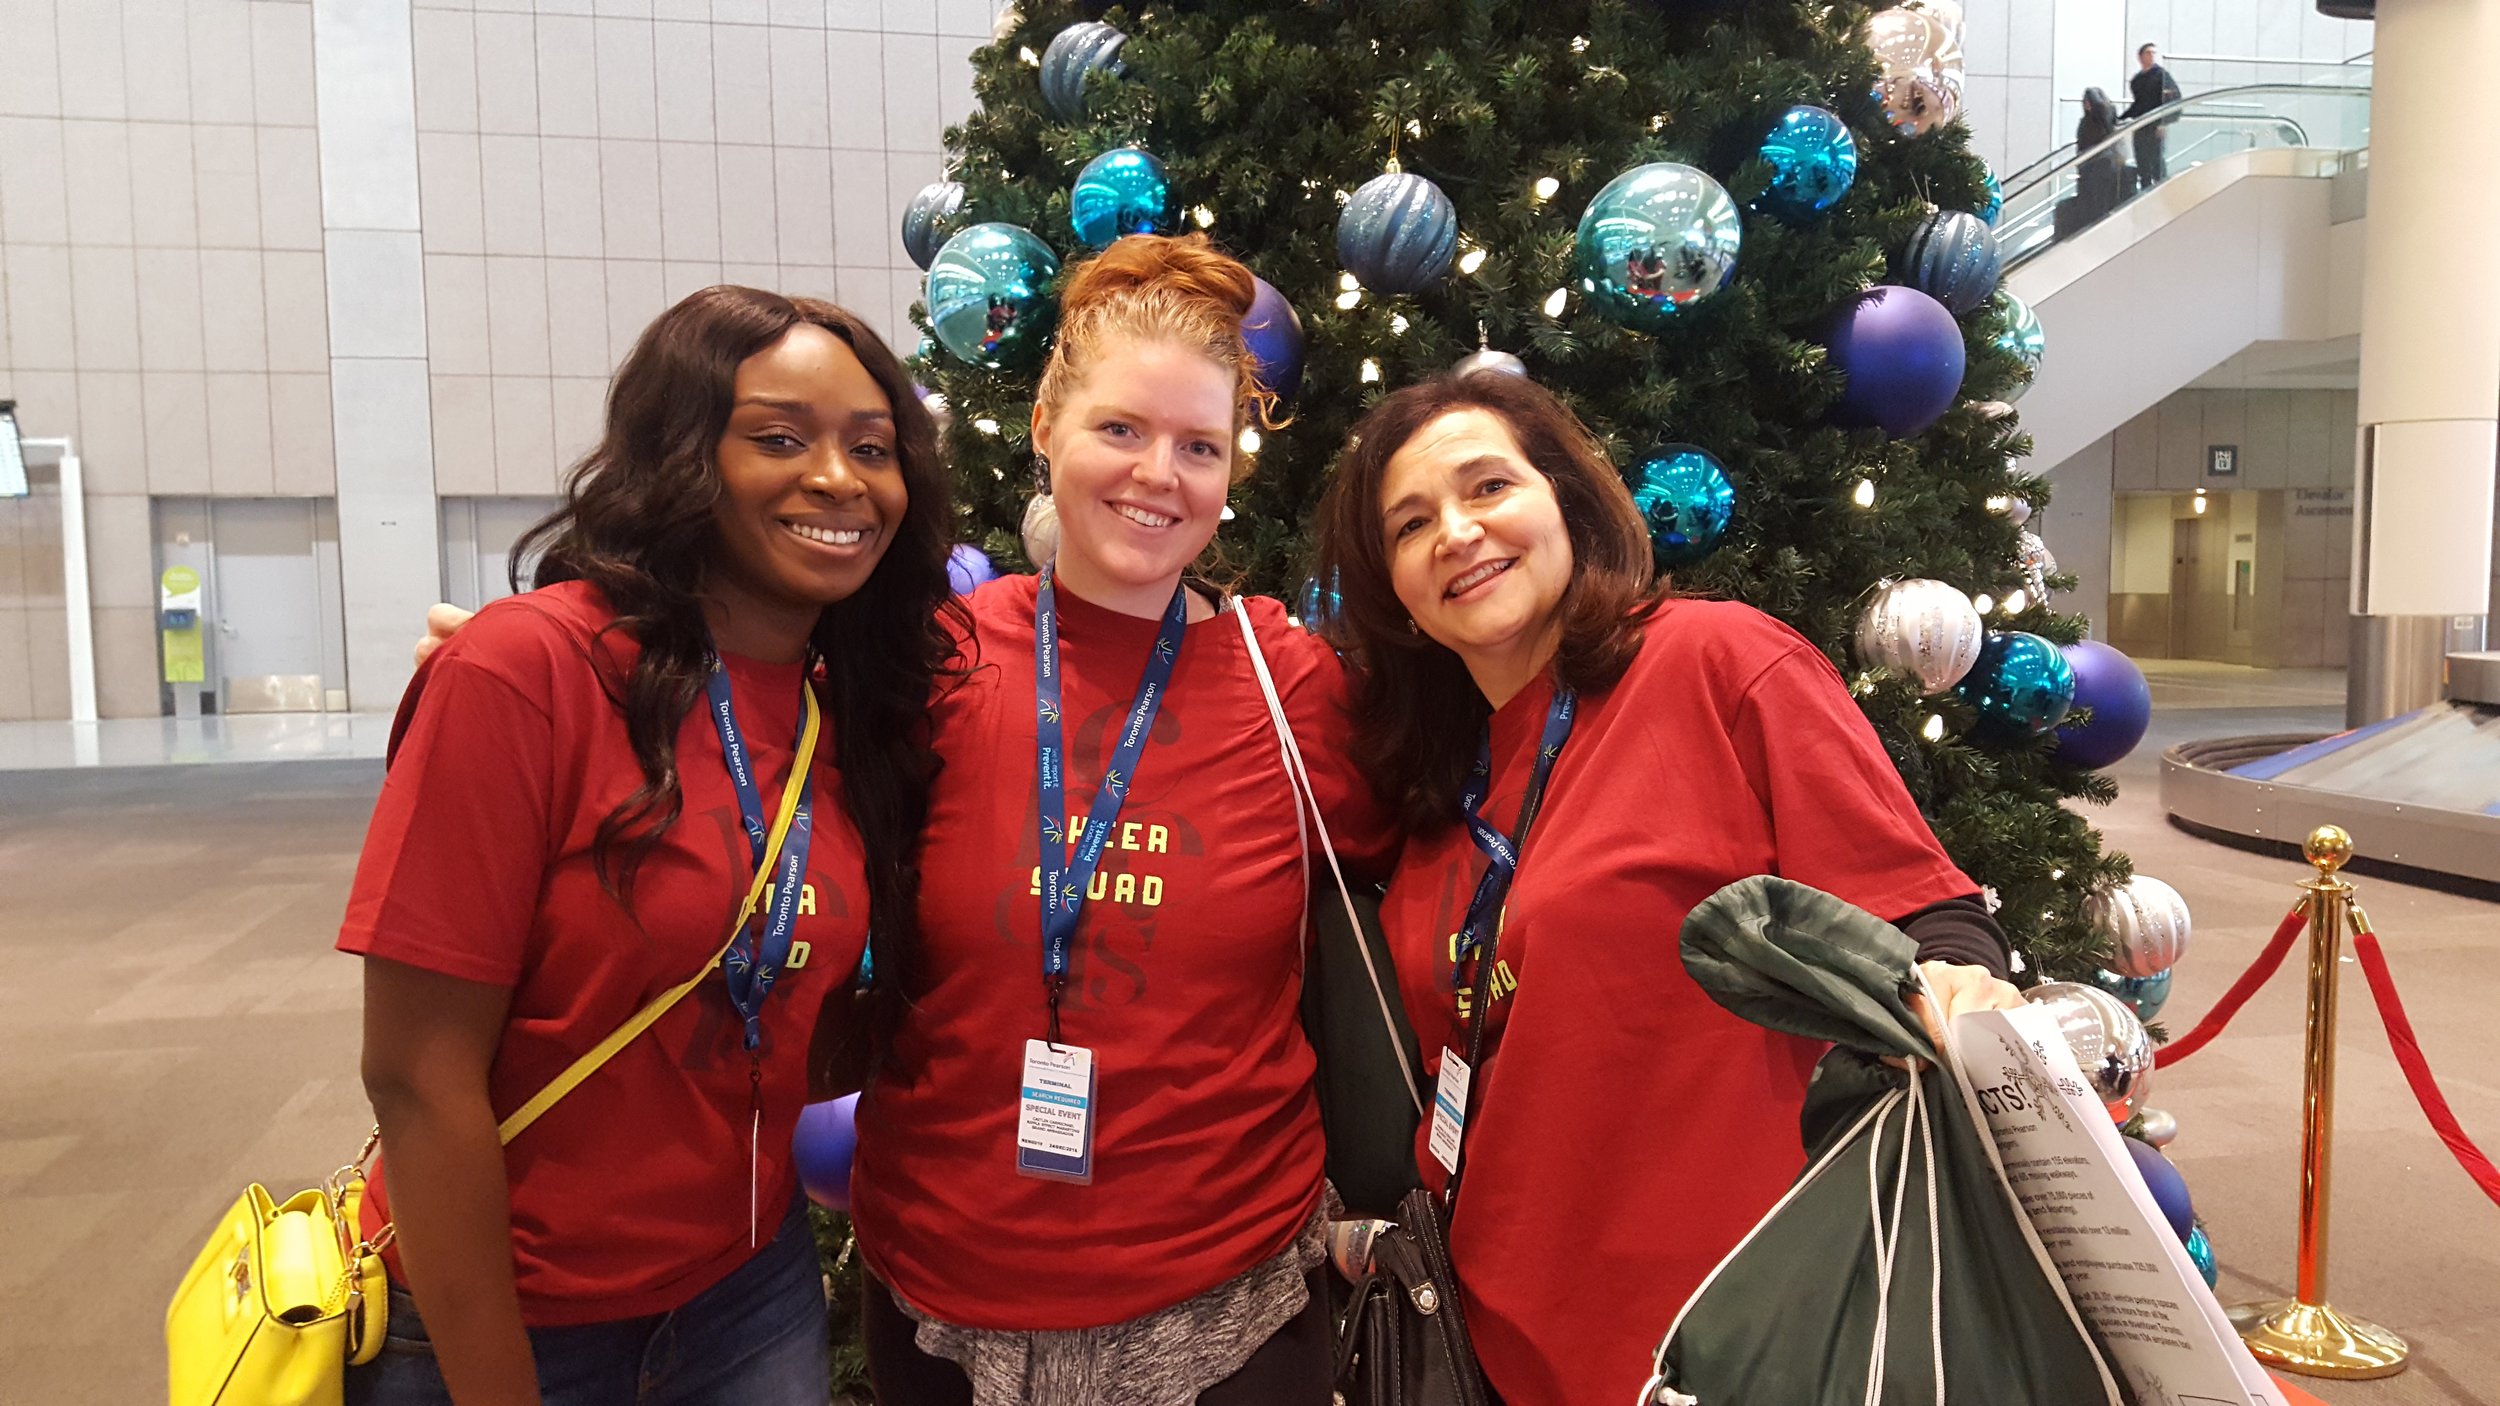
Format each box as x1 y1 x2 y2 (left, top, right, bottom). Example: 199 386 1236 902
1978 166 2003 225
1757 106 1858 221
1629 444 1736 568
1956 630 2078 737
2092 967 2173 1023
925 223 1061 369
1337 171 1459 295
1900 209 2002 315
900 180 965 271
1069 147 1170 248
2186 1224 2217 1288
1040 21 1127 122
1990 291 2046 401
1573 162 1741 332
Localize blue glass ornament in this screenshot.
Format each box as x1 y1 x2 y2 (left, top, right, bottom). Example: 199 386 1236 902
1069 147 1170 248
1039 21 1127 122
2124 1136 2196 1241
1824 286 1965 438
947 543 998 595
1977 166 2003 225
1757 105 1857 221
1573 162 1742 332
1629 444 1736 568
1336 171 1459 295
900 180 966 271
925 222 1061 370
1900 210 2002 315
1241 276 1305 402
1956 630 2077 737
1298 570 1341 631
794 1094 859 1211
1991 291 2045 401
2185 1224 2218 1287
2057 640 2153 768
2092 967 2173 1023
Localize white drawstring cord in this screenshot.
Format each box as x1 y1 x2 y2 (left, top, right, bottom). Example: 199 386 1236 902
1918 1074 1945 1406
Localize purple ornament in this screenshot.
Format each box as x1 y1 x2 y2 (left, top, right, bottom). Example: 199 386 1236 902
1242 277 1305 403
794 1094 860 1210
1823 286 1966 438
947 543 999 594
2056 640 2153 769
2125 1134 2195 1242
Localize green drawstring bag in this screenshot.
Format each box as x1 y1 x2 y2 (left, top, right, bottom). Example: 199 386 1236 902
1638 876 2123 1406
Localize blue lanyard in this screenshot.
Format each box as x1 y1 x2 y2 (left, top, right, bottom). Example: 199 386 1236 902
1454 686 1577 976
704 651 814 1052
1034 565 1189 1041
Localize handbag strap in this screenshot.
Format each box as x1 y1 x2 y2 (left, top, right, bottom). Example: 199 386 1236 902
1231 601 1426 1119
496 679 824 1142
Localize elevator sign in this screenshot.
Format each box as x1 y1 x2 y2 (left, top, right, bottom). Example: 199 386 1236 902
2207 444 2239 478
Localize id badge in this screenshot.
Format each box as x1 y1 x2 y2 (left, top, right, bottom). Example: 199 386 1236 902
1428 1046 1471 1176
1017 1039 1097 1184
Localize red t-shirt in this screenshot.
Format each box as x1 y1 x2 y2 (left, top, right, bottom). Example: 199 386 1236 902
338 581 870 1326
849 575 1394 1329
1381 599 1976 1406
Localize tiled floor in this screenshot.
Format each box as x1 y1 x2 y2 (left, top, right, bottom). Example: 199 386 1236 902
1 670 2492 1404
0 712 392 771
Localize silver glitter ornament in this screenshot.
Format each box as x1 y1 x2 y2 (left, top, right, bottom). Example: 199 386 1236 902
2027 981 2156 1124
1854 578 1985 693
1453 346 1527 378
2016 529 2056 598
2087 874 2192 977
1020 491 1061 567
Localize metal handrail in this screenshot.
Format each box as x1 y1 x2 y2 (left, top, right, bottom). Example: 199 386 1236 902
2000 75 2368 191
1993 83 2371 272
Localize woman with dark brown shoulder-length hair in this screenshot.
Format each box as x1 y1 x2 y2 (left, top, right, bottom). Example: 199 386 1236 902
1312 370 2025 1406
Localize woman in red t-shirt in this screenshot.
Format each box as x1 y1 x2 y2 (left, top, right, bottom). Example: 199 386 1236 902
1310 371 2026 1406
847 235 1392 1406
338 288 960 1406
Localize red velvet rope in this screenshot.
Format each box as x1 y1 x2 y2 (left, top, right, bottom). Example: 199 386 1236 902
2152 901 2310 1068
2349 913 2500 1209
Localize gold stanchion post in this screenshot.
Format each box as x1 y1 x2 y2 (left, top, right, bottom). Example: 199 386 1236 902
2226 825 2410 1378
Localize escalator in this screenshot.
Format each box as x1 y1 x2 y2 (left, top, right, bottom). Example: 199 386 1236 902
1999 84 2373 471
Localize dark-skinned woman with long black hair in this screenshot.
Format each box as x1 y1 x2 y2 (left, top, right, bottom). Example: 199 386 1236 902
337 287 959 1406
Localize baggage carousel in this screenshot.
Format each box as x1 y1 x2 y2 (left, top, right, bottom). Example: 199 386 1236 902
2161 653 2500 884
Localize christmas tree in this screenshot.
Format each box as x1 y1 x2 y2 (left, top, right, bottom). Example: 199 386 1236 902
913 0 2134 988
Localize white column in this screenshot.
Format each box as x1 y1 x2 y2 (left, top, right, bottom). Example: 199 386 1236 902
2347 0 2500 723
314 0 440 712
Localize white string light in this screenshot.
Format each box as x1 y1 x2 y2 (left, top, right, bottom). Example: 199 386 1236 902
1852 478 1876 507
1533 175 1560 201
1360 358 1381 383
1972 592 1994 614
1238 427 1262 455
973 417 1001 435
1018 46 1039 65
1335 289 1361 310
1339 272 1360 291
1543 287 1569 317
1458 246 1487 275
1191 205 1215 229
1389 314 1410 335
2002 589 2028 613
1922 714 1946 741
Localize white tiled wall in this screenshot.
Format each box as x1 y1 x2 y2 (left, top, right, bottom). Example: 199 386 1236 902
1963 1 2371 181
0 0 1003 718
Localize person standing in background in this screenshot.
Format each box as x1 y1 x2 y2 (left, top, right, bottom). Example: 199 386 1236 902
2125 42 2184 191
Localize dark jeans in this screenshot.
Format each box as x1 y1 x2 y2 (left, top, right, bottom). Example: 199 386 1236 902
863 1269 1335 1405
345 1200 828 1406
2133 129 2167 189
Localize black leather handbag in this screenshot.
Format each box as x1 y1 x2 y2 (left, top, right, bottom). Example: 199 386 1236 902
1331 1184 1493 1406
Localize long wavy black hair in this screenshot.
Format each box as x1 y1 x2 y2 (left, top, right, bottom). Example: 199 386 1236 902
513 285 961 1066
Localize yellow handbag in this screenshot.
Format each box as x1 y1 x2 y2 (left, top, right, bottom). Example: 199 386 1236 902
166 686 820 1406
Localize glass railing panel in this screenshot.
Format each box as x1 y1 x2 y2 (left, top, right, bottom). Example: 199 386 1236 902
1995 84 2371 271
